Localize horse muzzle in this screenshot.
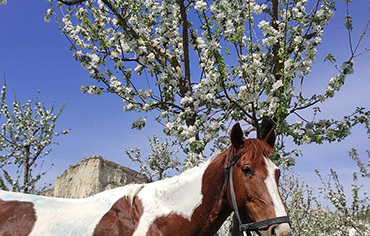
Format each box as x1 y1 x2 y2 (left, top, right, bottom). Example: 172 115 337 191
269 223 292 236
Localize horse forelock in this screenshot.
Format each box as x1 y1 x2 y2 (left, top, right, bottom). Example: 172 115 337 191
241 139 273 162
221 138 273 168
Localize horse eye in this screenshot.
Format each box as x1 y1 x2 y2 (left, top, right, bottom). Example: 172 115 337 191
242 166 253 176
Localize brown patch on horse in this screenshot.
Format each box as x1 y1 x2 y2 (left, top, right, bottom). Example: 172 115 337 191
93 196 144 236
147 153 232 236
0 199 36 236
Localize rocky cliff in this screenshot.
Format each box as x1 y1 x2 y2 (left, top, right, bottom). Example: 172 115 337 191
46 156 148 198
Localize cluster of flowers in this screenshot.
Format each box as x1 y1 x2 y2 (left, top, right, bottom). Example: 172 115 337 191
46 0 367 166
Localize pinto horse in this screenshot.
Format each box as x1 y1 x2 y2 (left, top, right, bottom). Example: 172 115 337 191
0 123 292 236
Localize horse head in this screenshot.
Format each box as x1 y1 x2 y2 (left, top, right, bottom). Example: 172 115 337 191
226 123 292 236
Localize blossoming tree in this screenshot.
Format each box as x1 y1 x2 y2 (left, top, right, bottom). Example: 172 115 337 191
0 84 70 194
125 134 180 181
46 0 369 167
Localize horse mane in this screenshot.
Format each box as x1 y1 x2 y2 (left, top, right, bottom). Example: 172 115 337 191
125 184 145 206
208 151 222 162
155 161 208 187
121 161 209 206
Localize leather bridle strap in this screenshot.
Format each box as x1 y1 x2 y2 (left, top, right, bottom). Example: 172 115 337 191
225 153 291 236
239 216 291 231
224 152 245 234
229 164 242 225
224 153 244 199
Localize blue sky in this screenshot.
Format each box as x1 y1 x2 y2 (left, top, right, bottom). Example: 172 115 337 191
0 0 369 196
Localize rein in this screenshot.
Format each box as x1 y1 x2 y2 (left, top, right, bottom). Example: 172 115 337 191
224 153 291 236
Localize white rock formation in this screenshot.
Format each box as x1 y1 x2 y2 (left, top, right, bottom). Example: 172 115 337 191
48 156 147 198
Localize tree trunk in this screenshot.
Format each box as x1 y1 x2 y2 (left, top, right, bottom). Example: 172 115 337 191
257 116 275 140
23 145 31 193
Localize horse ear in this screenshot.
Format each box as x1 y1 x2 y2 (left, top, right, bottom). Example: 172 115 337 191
230 123 244 149
264 129 275 148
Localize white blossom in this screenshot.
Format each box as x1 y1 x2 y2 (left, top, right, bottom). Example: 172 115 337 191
268 97 280 115
272 80 284 92
194 0 207 12
147 52 155 63
132 117 146 130
294 35 304 44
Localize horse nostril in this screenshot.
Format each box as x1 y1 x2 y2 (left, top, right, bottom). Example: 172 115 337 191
271 226 277 236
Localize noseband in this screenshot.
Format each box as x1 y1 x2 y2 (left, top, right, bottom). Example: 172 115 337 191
224 153 291 236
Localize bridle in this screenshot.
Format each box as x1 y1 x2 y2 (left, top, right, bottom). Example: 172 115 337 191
224 153 291 236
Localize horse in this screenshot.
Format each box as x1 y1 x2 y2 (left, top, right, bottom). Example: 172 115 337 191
0 123 292 236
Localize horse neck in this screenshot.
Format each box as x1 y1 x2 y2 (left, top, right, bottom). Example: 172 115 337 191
141 152 232 235
192 152 233 235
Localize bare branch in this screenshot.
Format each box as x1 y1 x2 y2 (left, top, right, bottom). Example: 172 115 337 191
345 1 354 56
290 98 321 114
354 48 370 58
178 0 192 97
293 111 310 123
352 18 370 59
57 0 87 6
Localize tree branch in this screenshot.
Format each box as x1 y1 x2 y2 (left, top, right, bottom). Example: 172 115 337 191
293 111 310 123
178 0 191 97
29 145 46 168
351 18 370 60
57 0 87 6
345 1 354 56
290 98 321 114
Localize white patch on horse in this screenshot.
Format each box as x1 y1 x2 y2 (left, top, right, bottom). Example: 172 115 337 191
0 185 143 236
132 162 209 236
263 157 287 217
